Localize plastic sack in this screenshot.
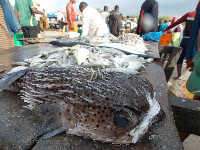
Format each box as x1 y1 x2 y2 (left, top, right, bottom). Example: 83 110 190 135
141 31 163 43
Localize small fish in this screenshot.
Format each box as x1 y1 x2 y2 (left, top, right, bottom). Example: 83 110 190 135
9 66 28 74
74 48 90 65
11 62 28 66
0 67 165 144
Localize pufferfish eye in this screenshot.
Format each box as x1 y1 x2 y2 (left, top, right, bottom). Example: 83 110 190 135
113 115 129 127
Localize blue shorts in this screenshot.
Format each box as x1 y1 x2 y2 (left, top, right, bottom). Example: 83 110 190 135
177 38 190 64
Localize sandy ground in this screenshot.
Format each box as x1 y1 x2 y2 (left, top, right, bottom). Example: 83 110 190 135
38 31 200 149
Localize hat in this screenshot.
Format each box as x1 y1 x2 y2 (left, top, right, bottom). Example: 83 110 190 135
186 51 200 97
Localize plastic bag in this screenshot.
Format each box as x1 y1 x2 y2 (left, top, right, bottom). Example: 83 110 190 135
141 31 163 43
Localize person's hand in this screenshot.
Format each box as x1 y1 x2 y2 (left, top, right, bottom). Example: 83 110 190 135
18 29 22 33
43 14 47 19
71 23 74 30
118 32 121 36
163 29 167 33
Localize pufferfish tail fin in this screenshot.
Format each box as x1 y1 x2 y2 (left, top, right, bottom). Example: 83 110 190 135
0 70 27 92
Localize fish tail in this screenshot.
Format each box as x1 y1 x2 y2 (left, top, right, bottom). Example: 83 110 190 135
0 70 27 92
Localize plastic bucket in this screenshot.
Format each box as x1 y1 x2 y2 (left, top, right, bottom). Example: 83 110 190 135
78 29 82 36
14 33 23 46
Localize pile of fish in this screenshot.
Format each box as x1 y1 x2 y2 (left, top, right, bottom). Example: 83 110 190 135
50 33 148 55
9 45 153 74
89 33 148 54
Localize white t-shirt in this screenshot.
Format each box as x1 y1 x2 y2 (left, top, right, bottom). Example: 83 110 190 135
35 4 42 21
131 22 137 29
57 12 64 21
82 6 109 36
101 11 109 25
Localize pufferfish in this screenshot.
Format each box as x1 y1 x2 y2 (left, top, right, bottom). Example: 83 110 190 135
0 66 165 144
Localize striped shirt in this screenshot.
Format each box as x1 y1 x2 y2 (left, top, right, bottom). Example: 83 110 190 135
0 6 14 50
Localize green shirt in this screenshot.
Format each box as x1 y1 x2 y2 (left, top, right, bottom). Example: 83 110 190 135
14 0 37 27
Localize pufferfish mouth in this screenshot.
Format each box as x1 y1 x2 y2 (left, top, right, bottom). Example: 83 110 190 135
106 92 161 145
129 92 161 144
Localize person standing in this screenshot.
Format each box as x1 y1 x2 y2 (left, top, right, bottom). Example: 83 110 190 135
159 20 168 32
158 20 162 31
186 27 200 101
163 1 200 78
35 3 42 33
79 2 108 36
121 16 126 34
179 8 200 141
66 0 78 32
125 16 132 33
14 0 45 38
109 5 121 37
101 6 109 25
40 9 49 31
170 17 181 47
76 13 80 21
57 10 64 31
131 19 137 33
0 0 20 50
136 0 158 36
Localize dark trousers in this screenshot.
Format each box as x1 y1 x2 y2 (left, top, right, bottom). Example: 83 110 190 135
177 38 189 64
21 26 38 38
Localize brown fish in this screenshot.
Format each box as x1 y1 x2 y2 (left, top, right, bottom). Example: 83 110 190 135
0 67 165 144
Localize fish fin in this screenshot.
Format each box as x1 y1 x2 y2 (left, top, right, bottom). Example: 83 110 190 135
33 103 69 141
0 70 27 92
38 127 66 141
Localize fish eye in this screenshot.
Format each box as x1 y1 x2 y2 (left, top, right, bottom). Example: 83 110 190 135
113 115 129 127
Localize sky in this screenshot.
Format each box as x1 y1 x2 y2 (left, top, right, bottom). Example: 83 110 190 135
9 0 200 18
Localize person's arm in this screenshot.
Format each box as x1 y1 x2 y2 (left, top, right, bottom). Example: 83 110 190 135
163 13 188 32
151 1 158 32
14 10 19 21
31 7 45 17
117 16 121 36
67 2 74 29
28 0 46 17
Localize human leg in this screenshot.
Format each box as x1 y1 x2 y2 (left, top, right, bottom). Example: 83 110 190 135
177 38 188 77
21 27 29 38
29 26 38 38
